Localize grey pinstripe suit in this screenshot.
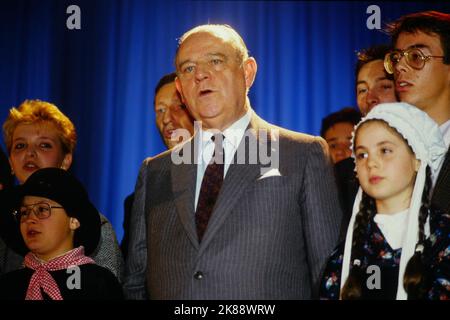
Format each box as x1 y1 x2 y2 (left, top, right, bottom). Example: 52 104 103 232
123 113 342 299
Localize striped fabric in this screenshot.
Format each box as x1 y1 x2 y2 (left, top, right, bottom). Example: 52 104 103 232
195 135 225 242
123 112 343 300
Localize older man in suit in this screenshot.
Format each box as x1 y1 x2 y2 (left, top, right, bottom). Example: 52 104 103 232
123 24 342 299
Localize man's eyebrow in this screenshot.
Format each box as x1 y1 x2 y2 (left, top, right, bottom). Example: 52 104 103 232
397 43 430 51
207 52 227 59
178 53 228 69
178 59 192 69
356 80 367 86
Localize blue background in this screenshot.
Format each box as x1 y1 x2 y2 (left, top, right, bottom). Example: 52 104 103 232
1 0 449 242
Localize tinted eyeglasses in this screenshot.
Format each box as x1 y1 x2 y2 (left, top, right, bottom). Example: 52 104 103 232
13 202 64 222
384 47 445 74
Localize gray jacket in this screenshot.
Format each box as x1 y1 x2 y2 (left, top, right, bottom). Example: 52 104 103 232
123 112 342 300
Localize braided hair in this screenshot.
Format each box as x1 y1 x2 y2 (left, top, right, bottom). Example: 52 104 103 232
403 165 432 299
341 192 376 299
342 119 432 299
343 117 433 299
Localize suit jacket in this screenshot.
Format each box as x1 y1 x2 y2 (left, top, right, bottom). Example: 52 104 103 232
432 147 450 214
334 157 359 240
123 112 342 300
121 192 134 262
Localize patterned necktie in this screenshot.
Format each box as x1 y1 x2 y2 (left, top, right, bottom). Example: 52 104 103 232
196 134 225 242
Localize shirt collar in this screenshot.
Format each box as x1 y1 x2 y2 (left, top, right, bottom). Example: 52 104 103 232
222 108 252 150
198 108 252 149
440 119 450 148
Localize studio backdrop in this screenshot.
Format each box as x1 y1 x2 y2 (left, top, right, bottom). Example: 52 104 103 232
1 0 448 241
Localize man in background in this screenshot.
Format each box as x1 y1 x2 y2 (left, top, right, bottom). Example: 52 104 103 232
355 44 398 115
335 45 398 236
121 73 194 261
320 107 361 164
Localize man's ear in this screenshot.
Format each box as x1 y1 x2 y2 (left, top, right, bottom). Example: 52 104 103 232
69 217 80 231
243 57 257 89
61 153 73 170
175 77 186 104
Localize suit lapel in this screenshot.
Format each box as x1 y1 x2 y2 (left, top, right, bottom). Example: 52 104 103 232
432 146 450 213
171 138 199 250
198 114 273 254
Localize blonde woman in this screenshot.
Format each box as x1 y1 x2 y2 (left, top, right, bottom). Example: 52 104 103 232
0 100 123 282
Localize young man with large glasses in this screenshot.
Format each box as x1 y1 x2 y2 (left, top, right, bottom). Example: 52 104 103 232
385 11 450 213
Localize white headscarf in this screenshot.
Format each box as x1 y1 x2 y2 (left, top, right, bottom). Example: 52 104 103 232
340 102 447 300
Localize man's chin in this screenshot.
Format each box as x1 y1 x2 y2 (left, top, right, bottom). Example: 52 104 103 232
398 93 416 106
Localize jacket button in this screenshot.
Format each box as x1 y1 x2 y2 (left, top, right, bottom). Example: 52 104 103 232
194 271 204 280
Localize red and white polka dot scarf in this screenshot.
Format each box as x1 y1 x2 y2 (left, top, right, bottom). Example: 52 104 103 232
24 246 95 300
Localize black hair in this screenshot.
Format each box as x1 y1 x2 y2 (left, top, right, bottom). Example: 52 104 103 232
341 191 376 299
342 166 432 299
403 165 432 299
342 119 432 299
320 107 362 138
355 44 394 82
153 72 177 105
386 11 450 64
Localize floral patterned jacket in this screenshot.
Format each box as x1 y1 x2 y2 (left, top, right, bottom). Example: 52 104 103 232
319 208 450 300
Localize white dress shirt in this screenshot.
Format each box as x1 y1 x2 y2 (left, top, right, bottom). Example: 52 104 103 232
194 109 252 210
440 119 450 148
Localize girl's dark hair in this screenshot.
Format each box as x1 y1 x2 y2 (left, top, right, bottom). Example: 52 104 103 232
341 192 376 299
345 119 432 299
403 165 432 299
342 166 432 299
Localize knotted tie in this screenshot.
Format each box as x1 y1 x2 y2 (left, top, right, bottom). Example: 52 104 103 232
24 246 95 300
196 134 225 242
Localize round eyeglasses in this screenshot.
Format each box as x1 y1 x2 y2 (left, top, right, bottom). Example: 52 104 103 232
384 47 445 74
13 202 64 222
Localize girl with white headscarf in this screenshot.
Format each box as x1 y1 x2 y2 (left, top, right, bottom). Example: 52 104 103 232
320 102 450 300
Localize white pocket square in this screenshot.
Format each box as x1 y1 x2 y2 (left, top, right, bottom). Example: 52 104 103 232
257 168 282 180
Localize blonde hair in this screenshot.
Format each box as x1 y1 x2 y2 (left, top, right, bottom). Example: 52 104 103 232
175 24 249 69
3 99 77 155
